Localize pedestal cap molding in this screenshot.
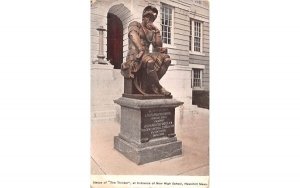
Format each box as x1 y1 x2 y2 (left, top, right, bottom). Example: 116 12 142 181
114 97 184 109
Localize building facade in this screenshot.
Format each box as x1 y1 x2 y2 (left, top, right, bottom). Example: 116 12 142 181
91 0 209 123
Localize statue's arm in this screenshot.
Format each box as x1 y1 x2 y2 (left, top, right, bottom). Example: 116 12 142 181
152 29 168 54
153 29 162 49
128 22 145 60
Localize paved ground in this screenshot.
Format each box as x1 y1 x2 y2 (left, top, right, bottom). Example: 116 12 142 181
91 107 209 176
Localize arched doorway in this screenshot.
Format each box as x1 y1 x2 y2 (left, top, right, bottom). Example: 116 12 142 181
107 13 123 69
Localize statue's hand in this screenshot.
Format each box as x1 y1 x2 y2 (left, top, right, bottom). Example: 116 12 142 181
146 22 159 32
136 50 144 62
152 25 159 32
160 47 168 54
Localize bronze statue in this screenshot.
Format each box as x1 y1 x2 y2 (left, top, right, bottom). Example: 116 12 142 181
121 6 171 96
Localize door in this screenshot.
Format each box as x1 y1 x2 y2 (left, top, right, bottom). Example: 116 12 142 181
107 13 123 69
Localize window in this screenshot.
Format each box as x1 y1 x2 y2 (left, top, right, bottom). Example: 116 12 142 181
190 19 204 53
160 4 173 45
193 0 202 5
192 69 203 89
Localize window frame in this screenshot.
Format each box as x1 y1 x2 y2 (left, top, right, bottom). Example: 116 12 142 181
192 68 203 90
160 3 175 47
189 19 205 55
190 64 205 90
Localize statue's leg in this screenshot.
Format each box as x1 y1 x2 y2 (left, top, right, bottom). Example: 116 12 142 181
157 55 171 80
147 58 171 96
146 59 162 94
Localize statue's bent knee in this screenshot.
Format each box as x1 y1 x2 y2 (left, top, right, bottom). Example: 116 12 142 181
164 58 171 66
146 59 156 72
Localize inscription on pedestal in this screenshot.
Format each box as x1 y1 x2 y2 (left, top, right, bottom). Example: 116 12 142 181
141 108 175 142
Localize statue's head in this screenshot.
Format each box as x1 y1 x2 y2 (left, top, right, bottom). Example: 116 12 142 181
142 6 158 23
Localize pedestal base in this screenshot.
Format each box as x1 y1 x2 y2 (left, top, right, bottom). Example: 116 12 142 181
114 136 182 165
114 97 183 165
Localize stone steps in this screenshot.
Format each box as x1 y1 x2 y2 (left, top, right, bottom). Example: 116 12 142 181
91 109 117 122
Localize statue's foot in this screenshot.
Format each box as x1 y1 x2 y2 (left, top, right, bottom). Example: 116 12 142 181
160 87 171 96
151 85 171 96
151 85 161 94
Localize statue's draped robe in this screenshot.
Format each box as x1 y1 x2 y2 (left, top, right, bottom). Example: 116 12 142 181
121 21 169 94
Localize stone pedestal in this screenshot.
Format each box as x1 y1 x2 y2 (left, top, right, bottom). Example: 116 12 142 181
114 97 183 165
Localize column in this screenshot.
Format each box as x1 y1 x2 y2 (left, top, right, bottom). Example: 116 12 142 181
96 26 108 64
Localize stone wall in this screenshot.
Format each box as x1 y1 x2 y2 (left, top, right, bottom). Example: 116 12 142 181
91 64 123 123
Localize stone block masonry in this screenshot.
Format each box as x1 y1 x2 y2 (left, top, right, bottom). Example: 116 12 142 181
114 97 183 165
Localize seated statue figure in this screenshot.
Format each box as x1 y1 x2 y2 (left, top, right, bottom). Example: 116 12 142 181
121 6 171 96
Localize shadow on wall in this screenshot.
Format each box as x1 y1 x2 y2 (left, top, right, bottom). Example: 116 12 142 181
192 90 209 109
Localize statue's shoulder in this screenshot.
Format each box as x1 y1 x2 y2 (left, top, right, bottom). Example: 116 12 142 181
128 21 141 28
128 21 141 33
